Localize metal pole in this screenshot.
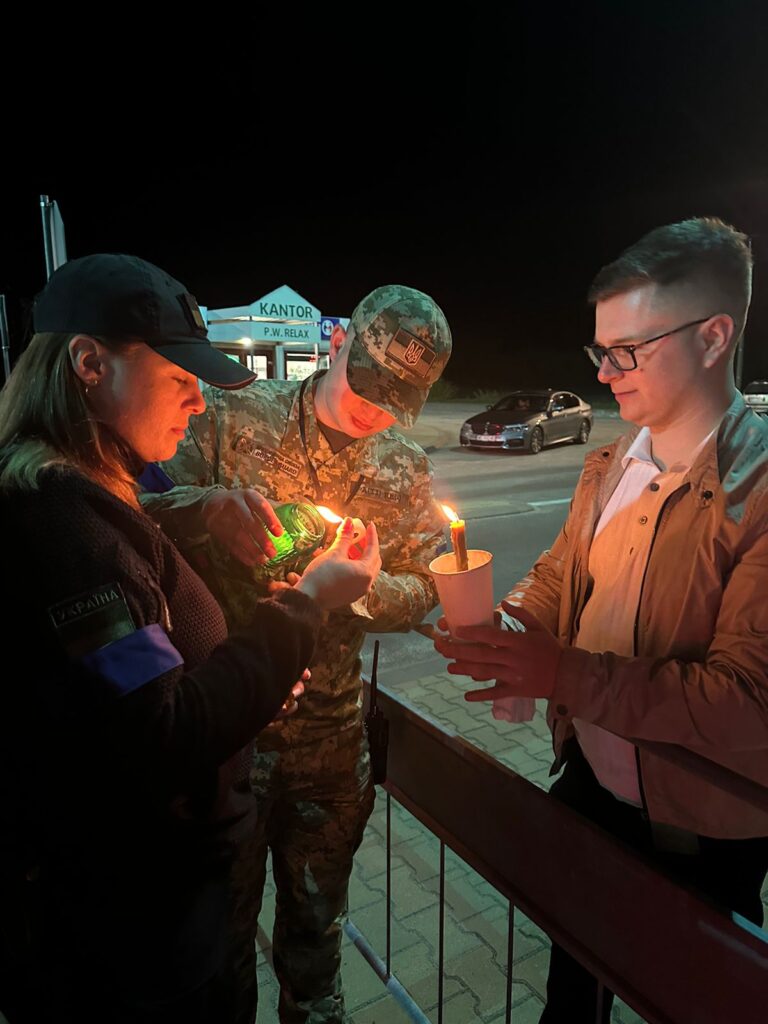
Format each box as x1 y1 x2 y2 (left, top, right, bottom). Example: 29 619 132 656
39 194 67 281
275 344 286 379
506 902 515 1023
40 194 54 281
0 295 11 384
386 791 392 977
437 841 445 1024
342 920 431 1024
595 981 605 1023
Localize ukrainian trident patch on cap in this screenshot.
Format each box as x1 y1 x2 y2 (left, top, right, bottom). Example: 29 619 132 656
385 328 437 381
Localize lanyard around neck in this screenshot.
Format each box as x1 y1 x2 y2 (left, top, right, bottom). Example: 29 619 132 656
298 376 365 508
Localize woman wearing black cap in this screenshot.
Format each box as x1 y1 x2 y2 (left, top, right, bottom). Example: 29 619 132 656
0 254 381 1024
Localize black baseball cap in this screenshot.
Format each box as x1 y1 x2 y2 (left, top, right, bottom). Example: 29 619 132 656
33 253 256 390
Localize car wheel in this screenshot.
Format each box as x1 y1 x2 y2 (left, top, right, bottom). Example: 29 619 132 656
527 427 544 454
576 419 591 444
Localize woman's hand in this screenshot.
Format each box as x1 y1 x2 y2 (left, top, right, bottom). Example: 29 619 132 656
295 518 381 610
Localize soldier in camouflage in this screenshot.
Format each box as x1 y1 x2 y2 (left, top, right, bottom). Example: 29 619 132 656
144 285 452 1023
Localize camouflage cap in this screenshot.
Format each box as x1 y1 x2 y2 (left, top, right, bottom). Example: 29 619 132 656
345 285 452 428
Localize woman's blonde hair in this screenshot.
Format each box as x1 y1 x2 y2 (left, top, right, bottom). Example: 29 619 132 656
0 332 142 505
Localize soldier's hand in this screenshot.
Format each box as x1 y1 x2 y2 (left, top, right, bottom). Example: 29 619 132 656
272 670 309 720
296 518 381 610
267 572 302 594
201 488 283 567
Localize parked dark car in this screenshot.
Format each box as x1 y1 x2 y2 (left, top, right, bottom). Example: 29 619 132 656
459 390 593 453
744 380 768 417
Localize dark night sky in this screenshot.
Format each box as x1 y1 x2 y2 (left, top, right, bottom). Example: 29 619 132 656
4 4 768 393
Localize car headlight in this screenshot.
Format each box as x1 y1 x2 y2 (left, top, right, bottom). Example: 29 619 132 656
460 424 471 437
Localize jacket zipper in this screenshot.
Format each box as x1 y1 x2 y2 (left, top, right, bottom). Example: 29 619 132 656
139 569 173 633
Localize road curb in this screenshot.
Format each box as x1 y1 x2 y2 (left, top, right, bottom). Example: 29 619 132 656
462 499 534 519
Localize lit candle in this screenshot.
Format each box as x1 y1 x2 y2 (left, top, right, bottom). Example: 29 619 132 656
316 505 365 554
441 504 468 572
316 505 344 529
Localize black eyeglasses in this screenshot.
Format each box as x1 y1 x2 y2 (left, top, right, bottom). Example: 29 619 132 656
583 316 714 371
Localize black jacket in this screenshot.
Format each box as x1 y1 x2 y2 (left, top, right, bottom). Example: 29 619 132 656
0 466 321 999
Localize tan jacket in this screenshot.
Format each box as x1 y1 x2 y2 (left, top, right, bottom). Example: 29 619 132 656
511 394 768 838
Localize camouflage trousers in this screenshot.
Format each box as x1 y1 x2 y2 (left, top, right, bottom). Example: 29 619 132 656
230 723 375 1024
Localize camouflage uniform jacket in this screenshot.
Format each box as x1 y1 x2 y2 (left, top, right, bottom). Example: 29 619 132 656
144 373 445 750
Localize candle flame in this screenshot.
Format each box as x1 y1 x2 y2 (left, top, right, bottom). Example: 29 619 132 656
316 505 343 524
441 503 459 523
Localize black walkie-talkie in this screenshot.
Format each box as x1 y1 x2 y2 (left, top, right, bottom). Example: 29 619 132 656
364 640 389 785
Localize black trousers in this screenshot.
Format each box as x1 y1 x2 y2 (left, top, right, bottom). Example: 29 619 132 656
539 741 768 1024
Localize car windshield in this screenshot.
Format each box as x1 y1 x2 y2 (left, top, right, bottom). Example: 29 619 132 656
745 382 768 395
492 395 550 413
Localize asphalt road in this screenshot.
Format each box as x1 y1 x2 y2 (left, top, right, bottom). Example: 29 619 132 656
364 413 624 686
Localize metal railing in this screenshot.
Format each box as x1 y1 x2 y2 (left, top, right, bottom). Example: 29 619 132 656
346 683 768 1024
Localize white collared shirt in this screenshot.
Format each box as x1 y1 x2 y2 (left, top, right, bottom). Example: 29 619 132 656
573 425 715 804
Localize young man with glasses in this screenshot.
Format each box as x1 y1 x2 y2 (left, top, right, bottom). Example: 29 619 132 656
434 217 768 1023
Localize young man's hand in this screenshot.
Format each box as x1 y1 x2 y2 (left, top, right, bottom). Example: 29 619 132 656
433 602 563 701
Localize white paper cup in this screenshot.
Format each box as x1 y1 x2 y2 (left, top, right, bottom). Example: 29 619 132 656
429 549 494 632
